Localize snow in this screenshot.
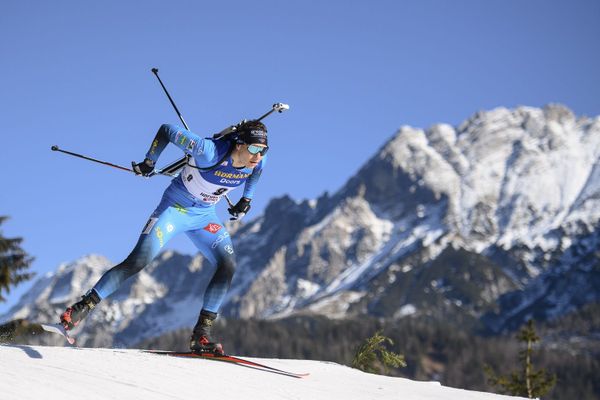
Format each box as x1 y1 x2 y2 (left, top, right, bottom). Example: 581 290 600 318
0 345 526 400
296 278 321 298
407 105 600 256
305 290 366 318
395 304 417 318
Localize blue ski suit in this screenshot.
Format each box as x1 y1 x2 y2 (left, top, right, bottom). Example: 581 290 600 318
91 124 266 313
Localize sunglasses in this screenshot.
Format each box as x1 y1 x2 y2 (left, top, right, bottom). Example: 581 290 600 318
247 144 269 156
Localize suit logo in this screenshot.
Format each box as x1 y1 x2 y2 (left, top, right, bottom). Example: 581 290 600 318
203 223 222 234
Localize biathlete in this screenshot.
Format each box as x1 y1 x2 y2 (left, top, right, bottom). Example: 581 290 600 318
60 120 269 355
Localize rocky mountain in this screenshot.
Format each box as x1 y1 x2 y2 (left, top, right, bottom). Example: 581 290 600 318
227 104 600 328
2 104 599 346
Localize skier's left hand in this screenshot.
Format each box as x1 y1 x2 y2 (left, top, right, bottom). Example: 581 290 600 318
228 197 251 221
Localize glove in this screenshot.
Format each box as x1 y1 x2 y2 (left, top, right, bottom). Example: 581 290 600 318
228 197 251 221
132 158 155 177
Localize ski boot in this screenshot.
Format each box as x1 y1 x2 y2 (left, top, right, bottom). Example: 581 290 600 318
60 290 101 330
190 310 224 355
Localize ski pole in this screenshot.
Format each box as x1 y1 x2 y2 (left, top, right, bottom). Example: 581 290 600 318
151 68 190 131
149 68 191 177
51 145 134 173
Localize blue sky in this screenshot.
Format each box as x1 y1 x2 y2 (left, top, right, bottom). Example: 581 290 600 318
1 0 599 313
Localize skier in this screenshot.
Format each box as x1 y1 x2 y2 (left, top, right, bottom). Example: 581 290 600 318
59 120 269 355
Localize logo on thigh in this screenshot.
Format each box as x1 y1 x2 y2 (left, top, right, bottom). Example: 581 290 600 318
211 232 230 249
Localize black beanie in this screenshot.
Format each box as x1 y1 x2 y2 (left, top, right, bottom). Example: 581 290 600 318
237 120 268 146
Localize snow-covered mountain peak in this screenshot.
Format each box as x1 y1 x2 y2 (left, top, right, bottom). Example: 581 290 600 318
369 104 600 253
55 254 112 275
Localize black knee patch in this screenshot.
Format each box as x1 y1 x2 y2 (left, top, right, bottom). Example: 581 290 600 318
117 247 151 278
214 256 236 286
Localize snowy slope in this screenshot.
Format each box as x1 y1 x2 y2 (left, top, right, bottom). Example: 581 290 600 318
0 345 526 400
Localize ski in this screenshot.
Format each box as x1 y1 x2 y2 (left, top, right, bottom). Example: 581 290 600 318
143 350 309 378
40 323 76 345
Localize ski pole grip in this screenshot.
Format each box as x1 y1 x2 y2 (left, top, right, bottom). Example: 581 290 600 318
273 103 290 113
51 145 59 151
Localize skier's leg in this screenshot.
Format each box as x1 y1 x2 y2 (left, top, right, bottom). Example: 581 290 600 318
185 216 236 354
92 206 184 299
61 199 186 330
186 223 236 314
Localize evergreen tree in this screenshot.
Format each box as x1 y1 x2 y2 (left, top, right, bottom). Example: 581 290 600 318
485 320 556 398
352 330 406 374
0 216 34 302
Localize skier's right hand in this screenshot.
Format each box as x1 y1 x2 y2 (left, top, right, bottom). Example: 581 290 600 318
228 197 251 221
132 158 155 177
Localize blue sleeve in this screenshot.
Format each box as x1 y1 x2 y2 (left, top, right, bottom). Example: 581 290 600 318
243 155 267 199
145 124 217 164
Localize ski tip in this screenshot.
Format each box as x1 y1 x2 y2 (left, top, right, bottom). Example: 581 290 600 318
40 323 76 345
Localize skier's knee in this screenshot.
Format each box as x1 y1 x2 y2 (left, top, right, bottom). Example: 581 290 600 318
216 256 236 284
120 252 149 276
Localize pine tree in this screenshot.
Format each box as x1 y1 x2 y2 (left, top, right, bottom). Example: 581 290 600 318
0 216 34 302
485 320 557 398
352 330 406 374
